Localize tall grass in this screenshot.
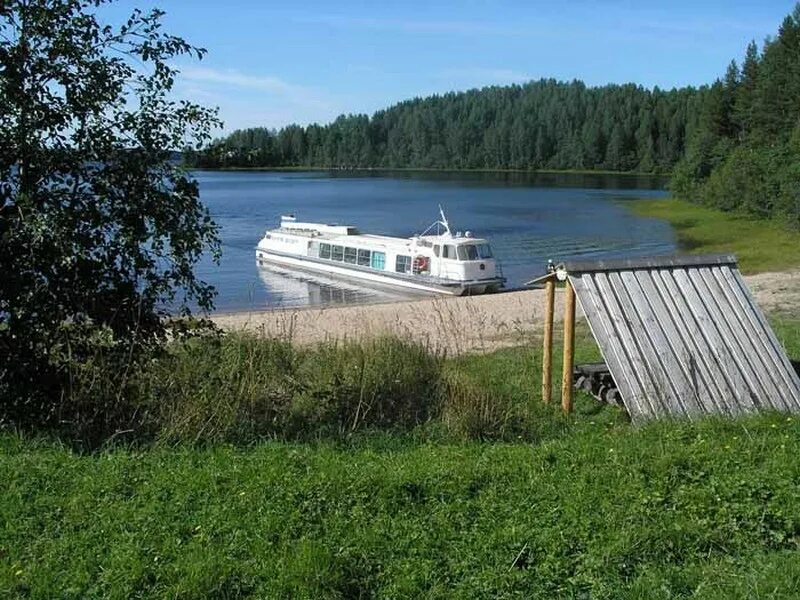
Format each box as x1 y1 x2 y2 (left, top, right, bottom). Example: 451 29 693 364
141 325 626 446
139 334 445 444
38 315 800 448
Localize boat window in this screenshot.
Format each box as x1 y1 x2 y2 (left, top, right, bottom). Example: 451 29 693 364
331 245 344 261
478 243 493 259
395 255 411 273
344 247 357 264
371 251 386 270
433 245 440 257
319 243 331 259
457 245 479 261
357 249 371 266
443 245 457 259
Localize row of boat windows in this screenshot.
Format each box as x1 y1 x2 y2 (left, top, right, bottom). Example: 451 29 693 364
318 243 411 272
434 243 493 260
317 242 492 272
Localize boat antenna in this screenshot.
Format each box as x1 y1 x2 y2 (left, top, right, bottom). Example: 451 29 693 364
438 204 451 236
418 205 454 238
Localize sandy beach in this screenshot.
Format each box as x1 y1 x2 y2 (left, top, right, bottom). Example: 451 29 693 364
211 270 800 353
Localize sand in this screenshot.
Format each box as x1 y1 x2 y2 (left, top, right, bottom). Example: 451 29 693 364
741 269 800 316
211 270 800 353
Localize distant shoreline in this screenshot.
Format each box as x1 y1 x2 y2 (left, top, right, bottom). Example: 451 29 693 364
189 165 670 178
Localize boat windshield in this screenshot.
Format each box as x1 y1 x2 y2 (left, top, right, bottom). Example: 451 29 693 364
457 243 493 260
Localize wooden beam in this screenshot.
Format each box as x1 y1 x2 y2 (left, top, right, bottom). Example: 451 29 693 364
561 278 576 413
541 279 555 403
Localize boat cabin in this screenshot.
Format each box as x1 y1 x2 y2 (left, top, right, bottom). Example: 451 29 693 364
256 210 504 295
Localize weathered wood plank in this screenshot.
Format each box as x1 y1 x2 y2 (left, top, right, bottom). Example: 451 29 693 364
561 257 800 422
571 274 646 419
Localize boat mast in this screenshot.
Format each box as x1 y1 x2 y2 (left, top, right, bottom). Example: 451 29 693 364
417 206 454 238
438 205 452 237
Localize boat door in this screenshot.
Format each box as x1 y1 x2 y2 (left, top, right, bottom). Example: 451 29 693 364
430 244 442 277
437 243 462 280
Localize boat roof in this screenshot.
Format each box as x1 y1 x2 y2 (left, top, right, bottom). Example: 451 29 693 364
273 215 488 248
419 234 489 244
272 227 488 249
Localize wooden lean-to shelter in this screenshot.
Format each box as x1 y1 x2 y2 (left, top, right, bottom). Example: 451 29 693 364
530 254 800 423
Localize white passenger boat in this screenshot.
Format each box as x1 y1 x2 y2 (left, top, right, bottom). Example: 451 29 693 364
255 209 505 295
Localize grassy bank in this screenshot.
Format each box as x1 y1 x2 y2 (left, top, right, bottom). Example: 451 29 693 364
3 415 800 598
3 319 800 597
630 198 800 274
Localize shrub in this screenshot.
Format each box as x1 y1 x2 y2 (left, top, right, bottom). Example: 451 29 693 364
0 1 220 435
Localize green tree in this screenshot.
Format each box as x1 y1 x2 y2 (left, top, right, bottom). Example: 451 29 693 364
734 41 760 138
0 0 221 437
672 3 800 223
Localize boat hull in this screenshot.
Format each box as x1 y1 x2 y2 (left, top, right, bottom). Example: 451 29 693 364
256 249 501 296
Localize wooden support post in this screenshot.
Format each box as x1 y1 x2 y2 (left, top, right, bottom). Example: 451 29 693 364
561 278 576 414
541 279 555 403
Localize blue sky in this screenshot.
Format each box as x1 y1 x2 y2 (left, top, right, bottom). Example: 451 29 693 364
107 1 796 133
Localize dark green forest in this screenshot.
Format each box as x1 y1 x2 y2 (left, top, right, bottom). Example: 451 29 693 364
187 82 701 173
188 4 800 225
671 6 800 225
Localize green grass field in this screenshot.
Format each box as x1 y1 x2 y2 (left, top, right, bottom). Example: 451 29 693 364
630 199 800 274
3 319 800 598
3 416 800 598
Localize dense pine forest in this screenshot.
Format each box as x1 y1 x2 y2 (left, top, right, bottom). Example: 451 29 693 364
671 6 800 225
187 82 702 173
188 4 800 224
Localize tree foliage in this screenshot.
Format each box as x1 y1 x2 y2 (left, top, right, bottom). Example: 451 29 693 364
188 81 700 174
0 0 220 437
671 4 800 226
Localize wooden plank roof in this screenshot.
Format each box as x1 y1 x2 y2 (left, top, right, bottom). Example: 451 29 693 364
564 254 800 422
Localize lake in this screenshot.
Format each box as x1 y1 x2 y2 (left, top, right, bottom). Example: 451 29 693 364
194 170 675 312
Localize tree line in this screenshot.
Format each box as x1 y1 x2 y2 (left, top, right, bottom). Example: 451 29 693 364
671 5 800 225
186 81 702 174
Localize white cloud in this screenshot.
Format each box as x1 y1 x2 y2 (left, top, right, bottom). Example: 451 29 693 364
179 66 302 96
293 14 528 37
173 65 346 132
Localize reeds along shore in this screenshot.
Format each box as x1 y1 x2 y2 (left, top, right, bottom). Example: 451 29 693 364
211 289 558 355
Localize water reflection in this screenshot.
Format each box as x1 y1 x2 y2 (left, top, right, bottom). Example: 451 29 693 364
256 264 423 308
320 169 670 191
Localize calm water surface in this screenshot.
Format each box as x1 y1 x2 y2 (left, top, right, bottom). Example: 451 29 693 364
194 170 675 311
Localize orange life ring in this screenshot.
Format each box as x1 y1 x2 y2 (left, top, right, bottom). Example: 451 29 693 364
412 255 429 272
